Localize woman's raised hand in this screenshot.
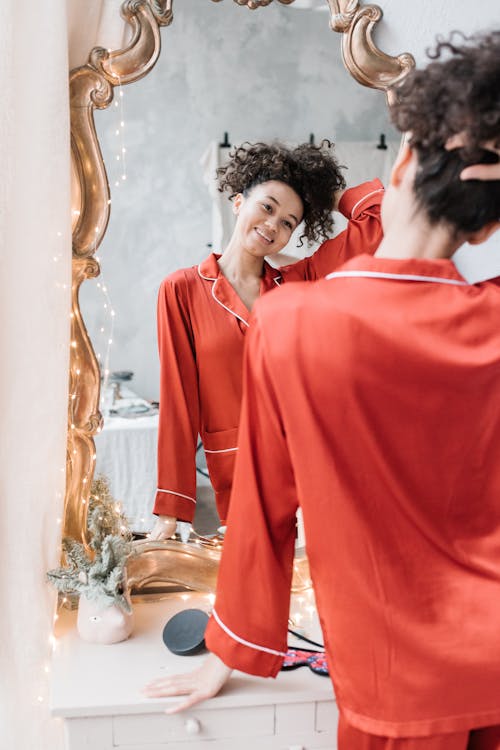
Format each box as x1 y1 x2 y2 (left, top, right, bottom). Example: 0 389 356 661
446 134 500 181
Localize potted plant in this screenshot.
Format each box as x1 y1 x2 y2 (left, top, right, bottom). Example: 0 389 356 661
47 476 134 644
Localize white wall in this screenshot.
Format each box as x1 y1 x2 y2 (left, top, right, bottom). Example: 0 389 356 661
0 6 73 749
374 0 499 64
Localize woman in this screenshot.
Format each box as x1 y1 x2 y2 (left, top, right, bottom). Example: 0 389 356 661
150 140 383 538
145 30 500 750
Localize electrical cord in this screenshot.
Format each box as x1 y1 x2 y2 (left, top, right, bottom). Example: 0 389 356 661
287 628 324 651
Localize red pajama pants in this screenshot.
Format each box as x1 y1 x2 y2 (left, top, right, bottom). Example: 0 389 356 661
338 716 500 750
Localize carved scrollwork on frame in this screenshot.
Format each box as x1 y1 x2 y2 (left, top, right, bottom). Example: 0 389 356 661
127 540 313 595
66 0 413 580
328 0 415 89
210 0 295 8
66 0 173 545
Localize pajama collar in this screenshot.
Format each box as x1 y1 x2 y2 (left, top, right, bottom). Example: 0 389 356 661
326 254 470 287
198 252 281 326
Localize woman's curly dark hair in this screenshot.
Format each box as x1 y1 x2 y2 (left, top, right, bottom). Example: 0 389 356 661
389 31 500 235
217 141 346 245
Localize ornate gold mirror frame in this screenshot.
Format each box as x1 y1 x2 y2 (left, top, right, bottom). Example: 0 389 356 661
66 0 414 593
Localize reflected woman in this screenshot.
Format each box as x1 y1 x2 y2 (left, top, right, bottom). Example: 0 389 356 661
150 141 383 539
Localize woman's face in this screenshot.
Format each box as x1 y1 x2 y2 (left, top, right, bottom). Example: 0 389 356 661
233 180 304 257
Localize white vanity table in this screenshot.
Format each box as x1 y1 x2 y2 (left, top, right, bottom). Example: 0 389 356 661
50 593 338 750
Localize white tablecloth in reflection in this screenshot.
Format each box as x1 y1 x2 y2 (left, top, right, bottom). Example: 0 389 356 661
94 414 158 533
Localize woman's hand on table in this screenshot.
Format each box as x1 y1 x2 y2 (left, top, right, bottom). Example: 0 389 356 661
142 653 233 713
149 515 177 540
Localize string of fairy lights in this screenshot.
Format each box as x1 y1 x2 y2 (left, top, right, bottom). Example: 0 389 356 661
113 81 128 188
35 79 129 711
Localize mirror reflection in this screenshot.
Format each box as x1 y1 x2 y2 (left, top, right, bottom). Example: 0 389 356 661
80 0 399 539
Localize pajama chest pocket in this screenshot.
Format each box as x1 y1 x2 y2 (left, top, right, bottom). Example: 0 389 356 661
201 426 239 493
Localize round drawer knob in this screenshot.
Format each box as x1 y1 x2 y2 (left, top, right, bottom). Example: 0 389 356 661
184 717 201 735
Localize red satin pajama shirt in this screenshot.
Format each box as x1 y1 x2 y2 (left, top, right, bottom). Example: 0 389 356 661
205 254 500 739
154 180 384 523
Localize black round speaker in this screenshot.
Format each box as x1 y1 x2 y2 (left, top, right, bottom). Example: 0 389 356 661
162 608 209 656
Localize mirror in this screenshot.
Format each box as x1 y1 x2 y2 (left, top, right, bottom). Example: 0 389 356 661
67 0 414 591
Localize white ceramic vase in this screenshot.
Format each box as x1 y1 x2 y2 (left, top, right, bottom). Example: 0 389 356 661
76 594 134 644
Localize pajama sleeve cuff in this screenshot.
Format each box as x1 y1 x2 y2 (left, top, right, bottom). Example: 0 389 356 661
153 488 196 523
338 178 384 219
205 609 287 678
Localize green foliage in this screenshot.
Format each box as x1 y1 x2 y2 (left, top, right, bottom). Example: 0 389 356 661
47 475 133 613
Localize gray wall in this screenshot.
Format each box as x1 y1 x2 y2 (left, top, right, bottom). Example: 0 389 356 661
80 0 399 401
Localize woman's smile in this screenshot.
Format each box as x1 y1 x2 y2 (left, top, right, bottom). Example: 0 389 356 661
254 227 274 245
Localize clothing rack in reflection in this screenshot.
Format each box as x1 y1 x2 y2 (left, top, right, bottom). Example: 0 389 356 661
377 133 388 150
309 132 388 149
218 131 388 150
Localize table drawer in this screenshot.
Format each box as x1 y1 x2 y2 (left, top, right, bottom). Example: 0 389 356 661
315 700 339 733
113 705 274 744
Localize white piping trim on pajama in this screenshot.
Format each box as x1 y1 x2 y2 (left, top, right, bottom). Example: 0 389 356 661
326 270 469 286
204 447 238 454
211 278 250 327
349 188 384 218
197 264 217 282
212 608 288 657
156 488 196 503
